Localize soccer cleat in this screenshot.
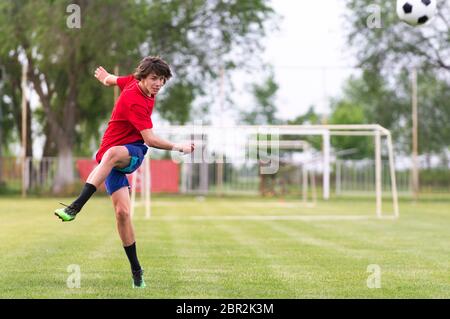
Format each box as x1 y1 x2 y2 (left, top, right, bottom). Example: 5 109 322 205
54 203 79 222
132 269 146 288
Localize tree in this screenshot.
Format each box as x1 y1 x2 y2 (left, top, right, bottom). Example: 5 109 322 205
405 69 450 164
0 0 142 192
0 0 277 193
0 66 4 186
0 55 33 158
157 81 198 125
288 106 321 125
241 69 280 125
329 99 373 159
345 1 450 73
331 73 408 152
286 106 323 150
239 69 280 196
343 0 450 160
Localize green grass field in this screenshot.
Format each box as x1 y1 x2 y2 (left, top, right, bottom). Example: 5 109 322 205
0 195 449 298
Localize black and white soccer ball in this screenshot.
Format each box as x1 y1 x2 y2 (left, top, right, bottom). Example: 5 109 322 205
396 0 437 26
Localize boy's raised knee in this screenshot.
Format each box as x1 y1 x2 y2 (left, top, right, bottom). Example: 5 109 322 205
115 207 131 222
103 146 126 164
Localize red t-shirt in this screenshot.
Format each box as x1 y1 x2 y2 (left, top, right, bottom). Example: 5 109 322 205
95 75 154 163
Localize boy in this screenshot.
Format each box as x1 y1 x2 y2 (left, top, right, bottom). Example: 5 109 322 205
54 56 194 288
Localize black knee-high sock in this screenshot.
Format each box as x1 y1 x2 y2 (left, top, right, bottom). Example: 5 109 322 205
124 242 142 272
70 183 97 212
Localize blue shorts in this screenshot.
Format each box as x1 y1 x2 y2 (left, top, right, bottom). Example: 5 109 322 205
104 142 148 195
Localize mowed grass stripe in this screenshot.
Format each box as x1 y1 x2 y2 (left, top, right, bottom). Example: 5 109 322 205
238 220 380 298
157 220 234 298
212 221 303 298
1 196 449 298
136 216 304 298
139 218 292 298
132 218 184 298
137 218 227 298
262 219 450 298
0 198 122 298
136 197 231 297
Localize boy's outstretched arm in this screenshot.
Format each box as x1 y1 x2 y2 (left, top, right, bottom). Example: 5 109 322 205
94 66 118 86
141 129 195 154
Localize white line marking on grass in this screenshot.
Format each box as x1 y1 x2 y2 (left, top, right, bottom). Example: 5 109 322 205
230 202 316 208
150 215 373 221
151 201 315 208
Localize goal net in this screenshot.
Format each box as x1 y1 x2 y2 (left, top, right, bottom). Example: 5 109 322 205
131 124 399 220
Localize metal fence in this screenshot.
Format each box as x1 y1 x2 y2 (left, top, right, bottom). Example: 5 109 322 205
334 159 412 195
0 157 76 193
1 156 447 195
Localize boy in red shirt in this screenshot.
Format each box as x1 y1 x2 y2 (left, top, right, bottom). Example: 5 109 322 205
54 56 194 288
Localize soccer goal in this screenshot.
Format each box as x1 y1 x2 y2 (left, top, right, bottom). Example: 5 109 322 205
130 124 399 220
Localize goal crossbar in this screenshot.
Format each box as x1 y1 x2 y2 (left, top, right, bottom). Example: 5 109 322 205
131 124 399 220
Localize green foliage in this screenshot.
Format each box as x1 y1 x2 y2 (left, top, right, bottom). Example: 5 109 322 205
0 57 22 154
329 73 407 156
329 100 373 159
240 70 281 161
333 65 450 157
241 69 280 125
157 81 199 125
288 106 321 126
342 0 450 159
343 71 408 129
140 0 277 124
420 169 450 192
286 106 322 150
0 0 142 158
0 0 277 159
345 0 450 72
411 70 450 155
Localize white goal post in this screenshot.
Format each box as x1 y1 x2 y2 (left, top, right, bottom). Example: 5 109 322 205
130 124 399 219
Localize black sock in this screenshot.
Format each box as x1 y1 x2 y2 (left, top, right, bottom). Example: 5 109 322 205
124 242 142 272
70 183 97 212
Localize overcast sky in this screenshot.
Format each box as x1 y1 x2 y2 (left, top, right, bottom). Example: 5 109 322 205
216 0 359 125
266 0 357 119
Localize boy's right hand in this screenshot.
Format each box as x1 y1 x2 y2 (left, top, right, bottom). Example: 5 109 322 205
174 143 195 154
94 66 111 86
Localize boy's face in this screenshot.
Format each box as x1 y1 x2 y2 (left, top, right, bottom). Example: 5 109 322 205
141 73 167 96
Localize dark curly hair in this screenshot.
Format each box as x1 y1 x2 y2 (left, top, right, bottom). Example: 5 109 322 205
133 56 172 82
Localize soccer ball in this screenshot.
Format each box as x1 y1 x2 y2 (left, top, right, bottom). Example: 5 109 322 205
396 0 437 26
